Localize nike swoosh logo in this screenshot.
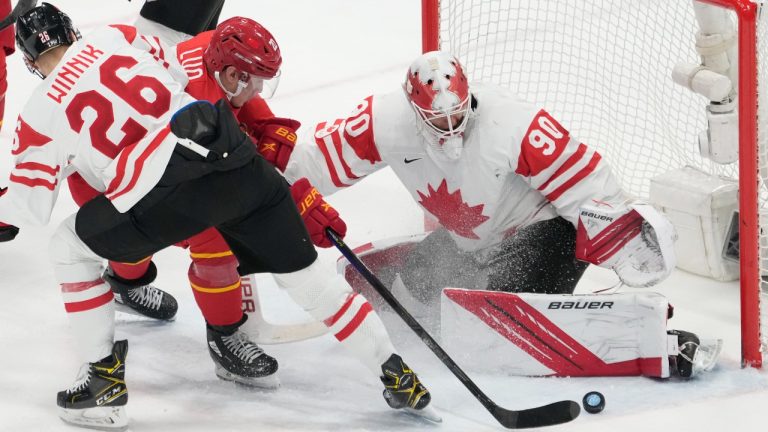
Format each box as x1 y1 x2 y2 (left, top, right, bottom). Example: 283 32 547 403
404 157 422 164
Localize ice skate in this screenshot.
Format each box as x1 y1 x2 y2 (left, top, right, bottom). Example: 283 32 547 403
57 340 129 431
207 315 280 388
668 330 723 378
380 353 441 422
103 264 178 321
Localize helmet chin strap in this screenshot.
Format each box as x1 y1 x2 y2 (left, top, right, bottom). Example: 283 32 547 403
213 71 249 99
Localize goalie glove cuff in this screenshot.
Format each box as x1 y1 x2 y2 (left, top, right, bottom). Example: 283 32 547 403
576 201 676 287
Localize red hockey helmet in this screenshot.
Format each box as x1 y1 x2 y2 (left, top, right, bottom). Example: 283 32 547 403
204 17 281 78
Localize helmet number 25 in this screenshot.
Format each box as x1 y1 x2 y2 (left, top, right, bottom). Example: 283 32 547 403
65 54 172 159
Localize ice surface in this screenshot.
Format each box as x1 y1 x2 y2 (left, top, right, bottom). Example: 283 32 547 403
0 1 766 431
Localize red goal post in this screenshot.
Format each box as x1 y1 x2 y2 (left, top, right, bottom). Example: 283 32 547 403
422 0 765 368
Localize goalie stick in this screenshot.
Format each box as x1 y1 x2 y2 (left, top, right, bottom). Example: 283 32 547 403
239 274 330 345
0 0 36 31
327 228 581 429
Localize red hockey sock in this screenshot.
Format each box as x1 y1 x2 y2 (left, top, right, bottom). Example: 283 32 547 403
109 258 152 281
189 258 243 326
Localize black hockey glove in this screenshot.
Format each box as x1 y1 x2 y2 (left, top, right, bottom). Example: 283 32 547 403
0 187 19 242
0 223 19 242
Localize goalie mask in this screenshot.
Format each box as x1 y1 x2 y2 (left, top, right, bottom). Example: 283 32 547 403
15 2 81 79
204 17 282 99
403 51 471 160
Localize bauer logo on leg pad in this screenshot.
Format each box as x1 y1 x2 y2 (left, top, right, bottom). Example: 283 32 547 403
548 301 614 310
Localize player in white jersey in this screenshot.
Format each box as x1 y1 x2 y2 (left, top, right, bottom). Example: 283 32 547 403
283 51 719 378
285 50 675 300
0 4 434 429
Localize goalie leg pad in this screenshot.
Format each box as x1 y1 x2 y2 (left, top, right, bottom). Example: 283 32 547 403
441 289 672 377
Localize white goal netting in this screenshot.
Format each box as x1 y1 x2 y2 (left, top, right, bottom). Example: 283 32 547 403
432 0 767 364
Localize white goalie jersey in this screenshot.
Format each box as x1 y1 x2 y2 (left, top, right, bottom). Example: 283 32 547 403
285 83 626 252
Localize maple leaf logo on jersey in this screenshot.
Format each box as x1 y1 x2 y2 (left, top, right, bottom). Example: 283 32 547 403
417 180 489 239
12 117 52 156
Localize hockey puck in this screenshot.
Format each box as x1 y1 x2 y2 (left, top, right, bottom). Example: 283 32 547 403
582 391 605 414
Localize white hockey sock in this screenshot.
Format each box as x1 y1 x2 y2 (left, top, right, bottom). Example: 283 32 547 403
60 280 116 363
51 215 115 363
322 292 396 376
274 258 396 376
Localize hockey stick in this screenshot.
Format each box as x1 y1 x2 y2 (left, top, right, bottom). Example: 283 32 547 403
0 0 36 31
240 274 329 345
327 228 580 429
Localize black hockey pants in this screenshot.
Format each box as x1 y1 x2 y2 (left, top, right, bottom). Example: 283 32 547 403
75 152 318 276
396 217 588 303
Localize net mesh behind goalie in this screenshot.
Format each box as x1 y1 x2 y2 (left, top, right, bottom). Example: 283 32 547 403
426 0 767 366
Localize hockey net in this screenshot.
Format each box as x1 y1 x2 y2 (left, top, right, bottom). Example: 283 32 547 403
422 0 767 367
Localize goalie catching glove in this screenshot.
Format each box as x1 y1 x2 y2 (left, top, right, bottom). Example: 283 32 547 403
246 117 301 172
575 201 676 287
290 178 347 248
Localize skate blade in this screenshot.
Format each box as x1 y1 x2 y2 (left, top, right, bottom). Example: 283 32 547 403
114 302 176 321
402 405 442 423
214 366 281 389
59 406 128 431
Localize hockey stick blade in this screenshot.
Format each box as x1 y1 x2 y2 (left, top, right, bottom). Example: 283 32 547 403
245 319 329 345
0 0 37 31
492 400 581 429
240 274 329 345
326 228 580 429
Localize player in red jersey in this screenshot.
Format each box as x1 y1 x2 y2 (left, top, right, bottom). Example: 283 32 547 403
0 0 20 242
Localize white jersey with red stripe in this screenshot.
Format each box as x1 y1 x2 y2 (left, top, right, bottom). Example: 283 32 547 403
0 25 195 226
285 82 626 252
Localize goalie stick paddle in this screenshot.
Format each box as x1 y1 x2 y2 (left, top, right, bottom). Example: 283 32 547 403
239 274 329 345
326 228 581 429
0 0 36 31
